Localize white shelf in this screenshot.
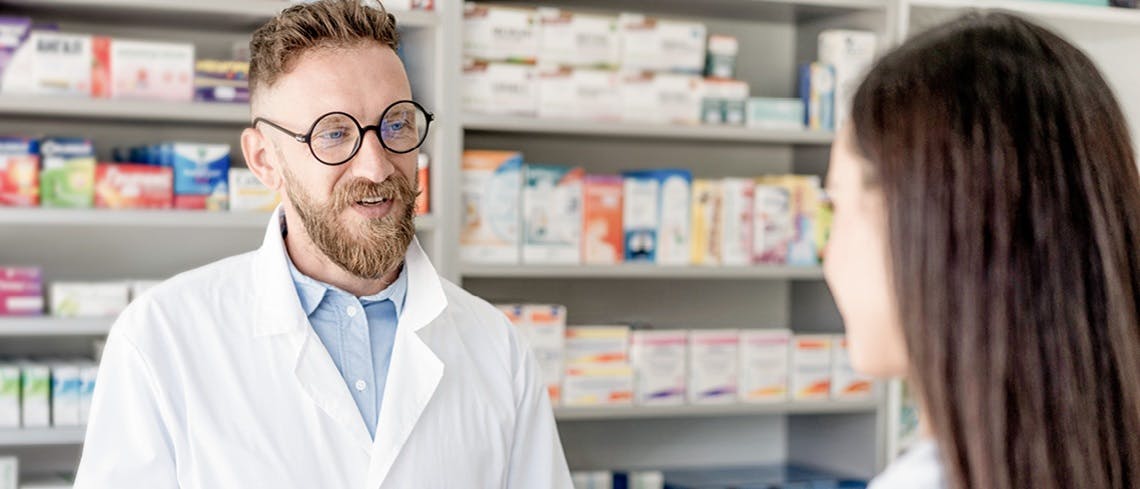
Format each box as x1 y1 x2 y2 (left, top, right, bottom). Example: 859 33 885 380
2 0 439 30
908 0 1140 28
462 264 824 280
554 400 879 421
0 208 437 231
0 317 113 337
0 428 86 447
463 115 835 145
0 95 250 125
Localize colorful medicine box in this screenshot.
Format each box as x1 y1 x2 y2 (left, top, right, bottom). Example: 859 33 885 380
461 150 523 264
40 138 95 209
691 179 723 266
228 168 278 212
194 59 249 103
792 335 833 401
562 364 634 407
739 329 791 403
582 175 624 265
93 38 194 101
50 282 130 318
630 330 687 406
0 137 39 206
171 143 230 210
800 62 836 131
0 267 42 316
565 325 631 365
688 329 740 404
523 165 584 265
95 163 173 209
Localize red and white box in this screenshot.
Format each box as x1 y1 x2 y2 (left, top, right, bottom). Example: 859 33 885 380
94 163 173 209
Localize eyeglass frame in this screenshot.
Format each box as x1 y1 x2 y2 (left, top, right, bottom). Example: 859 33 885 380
251 99 435 166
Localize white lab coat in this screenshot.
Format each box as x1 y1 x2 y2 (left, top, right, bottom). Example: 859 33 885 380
869 440 945 489
74 208 574 489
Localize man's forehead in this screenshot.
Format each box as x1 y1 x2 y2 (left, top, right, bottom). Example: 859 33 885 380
254 44 411 121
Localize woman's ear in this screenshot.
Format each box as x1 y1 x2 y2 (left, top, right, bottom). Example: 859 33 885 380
241 127 283 191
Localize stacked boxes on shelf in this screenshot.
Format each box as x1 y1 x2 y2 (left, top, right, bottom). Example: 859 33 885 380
498 303 876 408
462 150 830 267
463 3 878 130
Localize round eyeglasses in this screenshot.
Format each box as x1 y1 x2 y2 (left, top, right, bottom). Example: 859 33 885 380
252 100 434 166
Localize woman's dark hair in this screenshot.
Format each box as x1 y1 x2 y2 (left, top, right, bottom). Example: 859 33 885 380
852 12 1140 489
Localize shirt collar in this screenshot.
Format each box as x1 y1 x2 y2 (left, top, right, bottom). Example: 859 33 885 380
285 248 409 319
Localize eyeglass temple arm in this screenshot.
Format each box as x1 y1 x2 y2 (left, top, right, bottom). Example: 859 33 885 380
251 117 309 143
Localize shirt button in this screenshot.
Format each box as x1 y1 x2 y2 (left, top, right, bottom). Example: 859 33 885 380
355 380 367 391
346 306 358 317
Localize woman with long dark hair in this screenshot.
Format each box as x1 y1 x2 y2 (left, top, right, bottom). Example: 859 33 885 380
825 12 1140 489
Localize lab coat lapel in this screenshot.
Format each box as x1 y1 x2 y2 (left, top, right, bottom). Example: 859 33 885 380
366 238 448 488
251 207 373 453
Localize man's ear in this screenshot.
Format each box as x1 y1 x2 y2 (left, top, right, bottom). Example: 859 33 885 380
241 127 284 191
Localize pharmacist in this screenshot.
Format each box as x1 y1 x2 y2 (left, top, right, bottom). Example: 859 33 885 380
72 2 573 488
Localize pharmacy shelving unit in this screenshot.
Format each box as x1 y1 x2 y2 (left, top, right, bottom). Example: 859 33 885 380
0 0 462 478
455 0 1140 479
457 0 893 478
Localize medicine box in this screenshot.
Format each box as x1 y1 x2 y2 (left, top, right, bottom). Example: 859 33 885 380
688 329 739 404
94 163 174 209
21 362 50 427
0 137 38 206
818 30 877 127
739 329 791 403
800 62 836 131
461 150 523 264
537 9 620 69
50 363 81 426
93 38 195 101
832 336 874 400
0 363 19 428
655 169 693 266
746 98 805 130
523 165 584 264
1 31 92 96
194 59 249 103
40 137 96 209
536 66 621 121
705 35 739 79
701 78 749 126
78 362 97 424
0 17 31 89
630 330 687 406
0 266 43 316
656 74 704 126
415 153 430 216
0 455 14 489
690 179 722 265
565 325 631 365
617 14 706 74
171 143 230 210
463 4 538 64
582 175 624 265
462 60 537 117
622 171 660 263
50 282 130 318
228 168 278 212
753 180 792 265
523 305 567 405
562 364 634 407
720 178 754 266
792 335 833 401
786 175 821 266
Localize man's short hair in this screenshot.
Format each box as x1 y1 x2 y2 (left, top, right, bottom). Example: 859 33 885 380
249 0 400 97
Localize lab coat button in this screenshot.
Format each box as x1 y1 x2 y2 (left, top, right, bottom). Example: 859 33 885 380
346 306 358 317
355 380 367 391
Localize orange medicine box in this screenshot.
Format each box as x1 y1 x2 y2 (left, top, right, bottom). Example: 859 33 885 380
94 163 173 209
582 175 623 264
792 335 832 401
0 138 39 207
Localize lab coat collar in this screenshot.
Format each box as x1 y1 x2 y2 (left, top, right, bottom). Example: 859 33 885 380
251 205 447 337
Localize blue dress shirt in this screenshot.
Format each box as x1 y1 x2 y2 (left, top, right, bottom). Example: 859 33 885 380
287 255 407 440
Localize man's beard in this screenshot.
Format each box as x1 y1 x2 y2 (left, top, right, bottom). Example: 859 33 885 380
284 166 418 280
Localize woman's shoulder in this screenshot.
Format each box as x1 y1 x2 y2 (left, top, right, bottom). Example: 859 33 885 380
869 440 946 489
